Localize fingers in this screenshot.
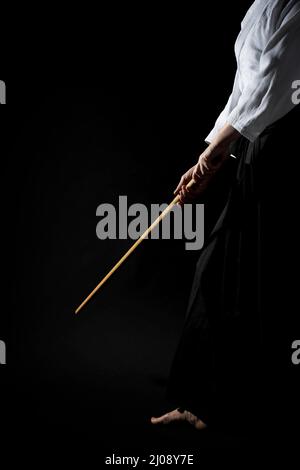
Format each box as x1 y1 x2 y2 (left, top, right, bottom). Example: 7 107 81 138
192 168 202 182
174 178 192 197
174 166 197 195
174 176 185 195
174 159 212 200
177 186 186 206
177 184 194 206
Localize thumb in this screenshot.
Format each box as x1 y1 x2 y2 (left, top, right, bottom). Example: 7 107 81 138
174 178 184 195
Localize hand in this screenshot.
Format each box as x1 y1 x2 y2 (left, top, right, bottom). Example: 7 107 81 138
174 124 240 206
174 144 230 206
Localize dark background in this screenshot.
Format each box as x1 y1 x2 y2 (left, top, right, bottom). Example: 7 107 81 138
2 0 298 462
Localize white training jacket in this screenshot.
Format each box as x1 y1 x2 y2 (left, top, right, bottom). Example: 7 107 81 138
206 0 300 144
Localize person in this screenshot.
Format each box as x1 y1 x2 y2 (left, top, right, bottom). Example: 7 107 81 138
151 0 300 432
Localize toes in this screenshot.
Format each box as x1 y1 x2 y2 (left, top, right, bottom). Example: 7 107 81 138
194 420 207 430
151 416 159 424
195 419 207 431
184 411 207 430
151 413 169 424
151 409 193 426
151 409 183 425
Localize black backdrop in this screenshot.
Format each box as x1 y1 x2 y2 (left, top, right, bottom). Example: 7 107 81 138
2 0 299 461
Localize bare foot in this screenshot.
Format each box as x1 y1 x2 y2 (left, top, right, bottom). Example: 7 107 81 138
151 408 207 430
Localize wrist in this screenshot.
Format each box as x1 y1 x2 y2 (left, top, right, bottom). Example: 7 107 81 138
206 140 230 159
211 123 241 149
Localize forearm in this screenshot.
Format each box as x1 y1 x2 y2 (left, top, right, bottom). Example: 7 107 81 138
209 123 241 152
176 124 241 202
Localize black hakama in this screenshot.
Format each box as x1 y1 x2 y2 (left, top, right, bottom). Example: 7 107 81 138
166 105 300 431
